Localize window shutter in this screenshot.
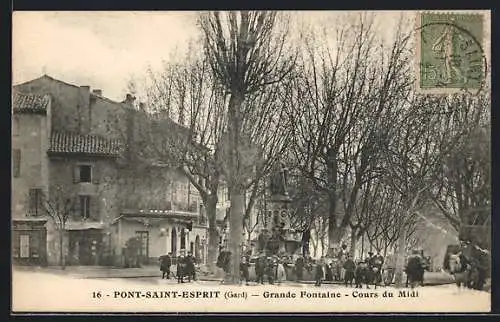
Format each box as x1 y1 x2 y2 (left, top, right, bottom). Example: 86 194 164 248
28 189 36 216
90 195 99 221
73 165 80 183
92 165 100 185
13 149 21 178
77 195 83 219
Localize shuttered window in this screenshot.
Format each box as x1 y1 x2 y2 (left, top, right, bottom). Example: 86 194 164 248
13 149 21 178
79 165 92 182
28 188 43 216
73 164 93 183
19 235 30 258
80 195 90 219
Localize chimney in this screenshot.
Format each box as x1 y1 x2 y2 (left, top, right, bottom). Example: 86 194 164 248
78 86 91 134
92 89 102 96
123 93 136 105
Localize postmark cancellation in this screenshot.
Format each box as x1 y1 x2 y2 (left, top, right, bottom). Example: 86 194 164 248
416 11 490 94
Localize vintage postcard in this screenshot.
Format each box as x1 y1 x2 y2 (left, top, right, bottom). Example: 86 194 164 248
11 10 491 314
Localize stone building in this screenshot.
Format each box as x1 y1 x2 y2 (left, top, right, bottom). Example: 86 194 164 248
12 74 212 267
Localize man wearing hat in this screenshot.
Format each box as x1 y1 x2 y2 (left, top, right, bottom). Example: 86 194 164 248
267 256 278 285
185 251 196 282
177 252 186 283
240 255 250 285
343 254 356 287
255 253 267 284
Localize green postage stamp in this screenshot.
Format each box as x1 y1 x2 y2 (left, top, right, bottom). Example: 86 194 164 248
417 12 487 93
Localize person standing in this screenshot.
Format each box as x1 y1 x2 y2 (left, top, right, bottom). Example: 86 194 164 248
295 256 304 281
185 251 196 282
177 253 186 284
276 258 286 284
159 252 172 279
315 258 324 287
267 256 277 285
255 254 266 284
343 254 356 287
240 256 250 285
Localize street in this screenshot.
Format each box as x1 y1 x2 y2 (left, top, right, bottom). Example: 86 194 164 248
107 271 455 287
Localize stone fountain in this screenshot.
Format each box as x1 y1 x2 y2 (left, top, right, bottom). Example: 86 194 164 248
253 162 302 258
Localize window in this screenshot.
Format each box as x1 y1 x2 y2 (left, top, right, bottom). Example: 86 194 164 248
79 165 92 183
28 188 43 216
135 231 149 259
20 235 30 258
13 117 20 136
180 229 186 250
13 149 21 178
80 195 90 219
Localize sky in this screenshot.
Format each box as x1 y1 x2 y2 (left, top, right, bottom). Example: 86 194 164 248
13 11 200 101
12 11 490 102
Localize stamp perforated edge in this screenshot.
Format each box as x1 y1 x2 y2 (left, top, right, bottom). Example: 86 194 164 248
414 10 491 95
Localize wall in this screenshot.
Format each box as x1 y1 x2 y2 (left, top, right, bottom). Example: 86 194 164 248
15 76 128 140
48 157 119 223
89 95 127 141
46 157 119 265
11 110 50 218
117 166 199 212
15 76 84 134
115 219 207 263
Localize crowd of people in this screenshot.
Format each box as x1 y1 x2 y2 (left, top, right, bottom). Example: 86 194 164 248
445 240 489 291
158 245 434 288
304 249 387 288
158 251 198 283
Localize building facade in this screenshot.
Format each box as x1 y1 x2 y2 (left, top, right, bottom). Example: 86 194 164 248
12 75 209 267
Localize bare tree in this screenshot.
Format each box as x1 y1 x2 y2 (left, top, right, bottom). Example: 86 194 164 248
380 93 477 287
143 54 227 271
430 94 491 233
42 185 77 269
288 13 413 255
199 11 296 283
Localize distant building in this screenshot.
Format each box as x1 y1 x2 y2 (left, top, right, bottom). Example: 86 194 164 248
12 75 213 267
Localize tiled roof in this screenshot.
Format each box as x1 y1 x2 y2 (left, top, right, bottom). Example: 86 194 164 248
48 132 123 157
13 92 50 114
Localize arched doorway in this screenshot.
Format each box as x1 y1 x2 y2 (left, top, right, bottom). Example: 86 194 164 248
180 229 186 251
171 227 177 256
195 235 201 263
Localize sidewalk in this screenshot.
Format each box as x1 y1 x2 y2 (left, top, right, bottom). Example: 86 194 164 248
13 265 224 281
13 265 455 286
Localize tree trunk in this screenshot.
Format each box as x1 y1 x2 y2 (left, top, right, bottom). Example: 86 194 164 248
226 90 244 285
59 230 66 270
361 233 365 260
311 230 318 258
228 191 244 284
394 222 407 288
320 233 326 257
206 197 219 273
328 225 343 257
350 229 357 258
327 151 339 256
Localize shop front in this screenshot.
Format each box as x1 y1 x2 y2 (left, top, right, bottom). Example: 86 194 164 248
12 218 48 266
66 221 105 266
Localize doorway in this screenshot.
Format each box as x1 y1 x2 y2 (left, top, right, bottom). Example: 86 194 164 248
195 235 200 262
135 231 150 265
171 227 177 256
